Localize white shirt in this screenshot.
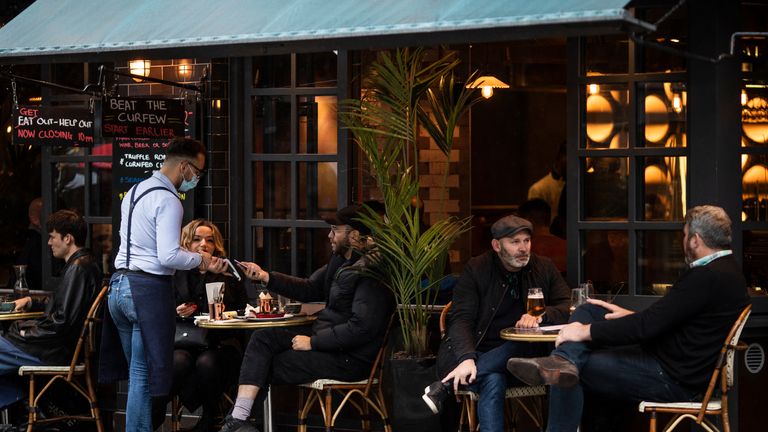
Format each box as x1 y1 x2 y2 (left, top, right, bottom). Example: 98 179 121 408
114 171 202 275
527 172 565 221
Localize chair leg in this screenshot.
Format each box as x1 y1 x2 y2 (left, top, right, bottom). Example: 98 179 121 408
171 395 183 432
26 375 35 432
359 396 371 432
458 399 467 431
467 398 478 431
86 368 104 432
298 388 320 432
649 411 657 432
323 389 334 431
375 387 392 432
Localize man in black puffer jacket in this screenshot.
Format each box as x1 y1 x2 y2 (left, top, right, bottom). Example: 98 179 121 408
423 214 570 432
221 204 394 432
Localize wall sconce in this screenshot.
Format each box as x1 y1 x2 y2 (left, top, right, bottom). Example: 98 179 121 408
129 59 151 82
588 83 600 95
466 75 509 99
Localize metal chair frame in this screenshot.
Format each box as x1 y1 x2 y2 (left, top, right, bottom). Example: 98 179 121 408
18 283 108 432
638 304 752 432
296 316 393 432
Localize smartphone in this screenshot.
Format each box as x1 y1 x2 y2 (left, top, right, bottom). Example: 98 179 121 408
223 258 242 281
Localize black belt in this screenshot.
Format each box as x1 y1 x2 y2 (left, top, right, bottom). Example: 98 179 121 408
116 268 172 281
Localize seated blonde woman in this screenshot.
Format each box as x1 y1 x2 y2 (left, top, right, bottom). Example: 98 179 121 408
153 220 247 431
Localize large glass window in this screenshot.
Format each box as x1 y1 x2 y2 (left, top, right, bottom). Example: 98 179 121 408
577 33 688 299
739 4 768 295
245 53 346 277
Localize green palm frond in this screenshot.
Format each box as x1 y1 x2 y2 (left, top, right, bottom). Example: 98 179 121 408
342 48 479 357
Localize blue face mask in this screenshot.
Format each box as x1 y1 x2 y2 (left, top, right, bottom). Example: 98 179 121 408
179 165 200 192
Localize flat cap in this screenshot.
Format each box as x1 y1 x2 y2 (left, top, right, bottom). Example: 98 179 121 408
491 214 533 239
324 204 371 235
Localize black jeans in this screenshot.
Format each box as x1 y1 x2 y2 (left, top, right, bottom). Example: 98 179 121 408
238 325 369 402
151 345 241 429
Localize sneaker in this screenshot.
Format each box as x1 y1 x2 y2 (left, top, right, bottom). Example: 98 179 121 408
506 355 580 388
422 380 451 414
219 415 260 432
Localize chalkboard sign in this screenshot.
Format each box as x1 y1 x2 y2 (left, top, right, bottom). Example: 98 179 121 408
111 105 196 208
102 97 185 138
13 105 94 147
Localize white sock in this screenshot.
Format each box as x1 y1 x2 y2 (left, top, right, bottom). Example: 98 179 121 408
232 397 254 421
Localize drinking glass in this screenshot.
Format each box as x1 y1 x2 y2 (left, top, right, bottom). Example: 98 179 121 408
526 287 546 317
570 288 588 314
579 281 595 299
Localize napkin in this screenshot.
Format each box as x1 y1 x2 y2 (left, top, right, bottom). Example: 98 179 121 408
206 282 224 303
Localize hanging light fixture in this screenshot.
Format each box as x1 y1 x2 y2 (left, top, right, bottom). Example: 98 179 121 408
466 75 510 99
129 59 151 82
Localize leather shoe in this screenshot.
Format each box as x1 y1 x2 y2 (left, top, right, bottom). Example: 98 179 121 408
506 355 579 388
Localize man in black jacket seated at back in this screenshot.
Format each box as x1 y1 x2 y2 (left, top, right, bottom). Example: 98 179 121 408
423 214 570 432
0 209 102 409
220 204 394 432
506 205 751 431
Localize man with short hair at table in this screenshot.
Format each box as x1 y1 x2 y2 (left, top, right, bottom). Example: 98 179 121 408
0 209 102 409
422 214 570 432
506 205 750 432
220 203 394 432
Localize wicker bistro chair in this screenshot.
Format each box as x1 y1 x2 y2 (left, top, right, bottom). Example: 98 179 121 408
439 301 546 432
638 304 752 432
18 283 109 432
296 315 394 432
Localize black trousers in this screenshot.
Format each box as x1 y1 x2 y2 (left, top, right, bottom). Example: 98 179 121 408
238 325 369 396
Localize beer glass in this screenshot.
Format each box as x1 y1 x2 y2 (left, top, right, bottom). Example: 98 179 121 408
526 287 546 317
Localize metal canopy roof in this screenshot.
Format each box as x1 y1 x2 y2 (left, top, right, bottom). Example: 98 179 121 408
0 0 653 61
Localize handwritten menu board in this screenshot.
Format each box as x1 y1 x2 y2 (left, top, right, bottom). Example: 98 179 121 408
102 97 185 138
111 105 196 219
13 105 94 147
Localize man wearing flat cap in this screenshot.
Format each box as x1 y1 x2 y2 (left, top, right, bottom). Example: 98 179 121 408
221 203 394 432
423 214 570 432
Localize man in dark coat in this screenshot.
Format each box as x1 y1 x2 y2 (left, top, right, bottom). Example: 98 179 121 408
0 209 102 408
220 204 394 432
423 214 570 432
507 205 751 431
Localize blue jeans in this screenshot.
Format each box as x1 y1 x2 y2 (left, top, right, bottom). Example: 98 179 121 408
468 341 541 432
108 273 152 432
0 336 44 408
546 304 699 432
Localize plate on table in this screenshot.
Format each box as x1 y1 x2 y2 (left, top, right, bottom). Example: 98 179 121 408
246 313 294 321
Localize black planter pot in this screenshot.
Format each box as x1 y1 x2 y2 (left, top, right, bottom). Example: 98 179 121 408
383 356 442 432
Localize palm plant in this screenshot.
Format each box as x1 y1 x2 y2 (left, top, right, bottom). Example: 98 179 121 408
341 48 478 357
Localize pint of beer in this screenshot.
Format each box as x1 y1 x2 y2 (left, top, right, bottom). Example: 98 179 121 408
526 287 545 317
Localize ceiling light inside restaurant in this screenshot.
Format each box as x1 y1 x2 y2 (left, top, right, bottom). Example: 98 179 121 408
466 75 509 99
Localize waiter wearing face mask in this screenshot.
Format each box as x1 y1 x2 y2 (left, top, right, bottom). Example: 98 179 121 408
99 137 227 432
